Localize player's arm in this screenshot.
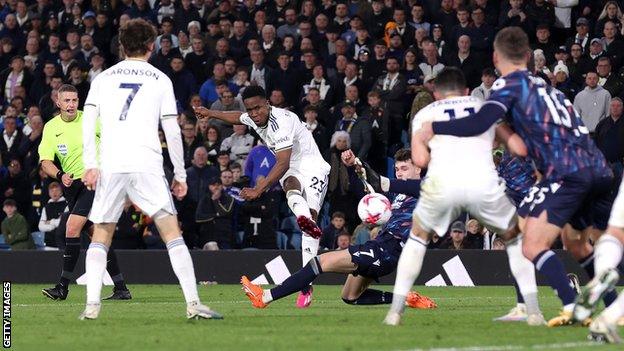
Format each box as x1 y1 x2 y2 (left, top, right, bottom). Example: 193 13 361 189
430 102 506 137
411 131 430 169
243 148 291 200
193 106 243 125
162 117 186 183
495 123 528 157
38 126 74 186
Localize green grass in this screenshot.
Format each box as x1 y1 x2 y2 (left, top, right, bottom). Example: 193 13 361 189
8 285 623 351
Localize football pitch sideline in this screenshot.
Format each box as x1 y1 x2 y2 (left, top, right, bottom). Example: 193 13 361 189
7 285 623 351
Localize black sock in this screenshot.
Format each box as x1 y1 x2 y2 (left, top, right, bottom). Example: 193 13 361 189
59 237 81 287
343 289 394 305
513 279 525 304
579 252 618 306
533 250 576 306
270 257 322 301
106 247 127 291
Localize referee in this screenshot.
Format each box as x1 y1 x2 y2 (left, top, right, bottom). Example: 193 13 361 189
40 84 132 301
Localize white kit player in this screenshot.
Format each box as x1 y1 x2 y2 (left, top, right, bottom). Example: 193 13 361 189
383 67 540 326
194 85 331 308
79 18 222 320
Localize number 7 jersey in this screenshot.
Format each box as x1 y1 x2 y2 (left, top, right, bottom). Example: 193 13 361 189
488 70 609 181
84 59 177 176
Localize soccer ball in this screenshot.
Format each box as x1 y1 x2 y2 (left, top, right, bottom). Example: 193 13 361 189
357 193 392 226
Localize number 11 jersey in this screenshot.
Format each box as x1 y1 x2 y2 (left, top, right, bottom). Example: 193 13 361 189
84 59 177 176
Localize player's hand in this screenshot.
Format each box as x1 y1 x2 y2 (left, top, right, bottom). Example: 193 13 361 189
61 173 74 187
240 187 262 201
341 150 356 166
417 121 434 143
83 169 99 191
192 106 211 119
171 179 188 200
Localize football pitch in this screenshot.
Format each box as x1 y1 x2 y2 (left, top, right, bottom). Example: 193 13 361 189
8 285 623 351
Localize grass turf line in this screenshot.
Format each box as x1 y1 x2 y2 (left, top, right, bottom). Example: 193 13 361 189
10 285 623 351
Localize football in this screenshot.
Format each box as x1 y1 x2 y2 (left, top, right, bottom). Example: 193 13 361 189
357 193 392 226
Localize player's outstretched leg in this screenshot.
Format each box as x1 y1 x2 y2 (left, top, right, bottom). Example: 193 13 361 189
588 291 624 344
384 231 428 326
103 246 132 300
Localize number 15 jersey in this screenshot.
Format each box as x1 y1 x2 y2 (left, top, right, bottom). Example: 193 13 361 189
84 59 177 176
488 70 609 181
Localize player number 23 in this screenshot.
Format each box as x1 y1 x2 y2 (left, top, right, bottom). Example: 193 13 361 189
118 83 143 120
310 176 326 194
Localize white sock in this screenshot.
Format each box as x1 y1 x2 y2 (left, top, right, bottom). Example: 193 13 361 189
506 235 539 314
594 234 624 276
601 290 624 324
390 233 428 314
262 290 273 304
167 237 200 304
287 190 312 218
85 243 108 304
301 234 320 266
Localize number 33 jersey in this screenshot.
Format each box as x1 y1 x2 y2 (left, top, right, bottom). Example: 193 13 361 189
84 59 177 175
488 70 609 181
412 95 497 179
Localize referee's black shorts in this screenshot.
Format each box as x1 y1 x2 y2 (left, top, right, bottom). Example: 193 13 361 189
62 179 95 217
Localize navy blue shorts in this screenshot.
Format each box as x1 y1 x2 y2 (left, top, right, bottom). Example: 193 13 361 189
348 232 403 281
518 168 615 230
506 188 528 208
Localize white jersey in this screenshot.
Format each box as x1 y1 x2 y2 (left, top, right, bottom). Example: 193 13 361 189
83 59 181 177
412 96 497 178
239 106 330 173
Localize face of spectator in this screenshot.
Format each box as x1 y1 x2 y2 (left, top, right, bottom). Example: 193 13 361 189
67 31 79 46
440 0 452 11
27 106 40 117
170 58 183 72
372 1 383 12
70 67 83 82
586 72 599 88
270 90 285 105
604 22 617 40
331 216 345 229
510 0 522 10
216 39 228 55
315 14 328 29
395 158 420 180
433 27 443 40
301 37 315 51
304 111 317 123
341 104 355 118
48 35 60 50
213 63 225 79
50 78 63 90
220 20 232 36
3 204 16 217
160 38 172 52
96 13 107 27
233 21 246 37
220 170 233 186
49 185 62 201
299 22 312 38
261 26 275 43
337 82 353 100
313 65 324 79
191 38 204 53
3 117 16 134
611 99 624 118
393 9 405 24
161 20 173 34
60 48 72 61
607 3 618 18
303 51 316 66
235 70 249 83
335 136 349 150
182 123 195 139
423 43 437 60
390 35 402 48
457 10 469 24
412 5 424 20
345 63 358 79
250 50 264 65
284 9 296 24
26 38 39 54
4 14 16 29
536 28 549 43
208 182 223 195
451 229 466 244
81 35 94 51
335 3 347 18
57 91 78 119
367 94 380 108
233 124 247 136
218 154 230 167
197 118 208 134
471 8 485 25
207 127 218 142
482 74 496 87
590 41 603 55
192 147 208 167
254 10 266 25
10 58 24 72
307 89 320 103
374 44 387 58
597 60 611 77
458 35 470 53
221 90 235 105
386 58 399 73
190 95 202 108
178 31 189 47
576 22 588 36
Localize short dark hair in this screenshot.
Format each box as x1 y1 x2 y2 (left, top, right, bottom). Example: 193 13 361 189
119 18 157 58
241 85 266 100
58 84 78 95
494 27 530 63
229 163 242 171
434 67 467 93
332 211 346 220
3 199 16 207
394 149 411 162
482 67 497 77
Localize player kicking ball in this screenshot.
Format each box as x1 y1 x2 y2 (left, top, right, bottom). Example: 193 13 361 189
79 18 221 320
39 84 131 301
241 149 436 310
384 67 542 326
194 86 330 308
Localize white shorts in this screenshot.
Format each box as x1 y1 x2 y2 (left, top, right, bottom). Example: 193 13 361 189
280 164 329 213
414 173 517 236
608 176 624 228
89 172 176 223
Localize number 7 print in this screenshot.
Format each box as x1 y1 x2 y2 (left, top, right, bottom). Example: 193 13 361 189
118 83 143 120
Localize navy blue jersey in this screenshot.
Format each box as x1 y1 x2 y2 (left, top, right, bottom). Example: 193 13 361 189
489 70 609 181
379 192 419 244
497 151 536 206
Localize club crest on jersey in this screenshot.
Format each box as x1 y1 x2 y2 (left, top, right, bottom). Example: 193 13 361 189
57 144 68 156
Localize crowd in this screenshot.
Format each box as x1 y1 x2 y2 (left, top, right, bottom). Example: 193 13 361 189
0 0 623 251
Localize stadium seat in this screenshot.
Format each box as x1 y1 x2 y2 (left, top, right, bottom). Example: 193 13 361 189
276 231 288 250
0 235 8 250
31 231 45 250
290 232 302 251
